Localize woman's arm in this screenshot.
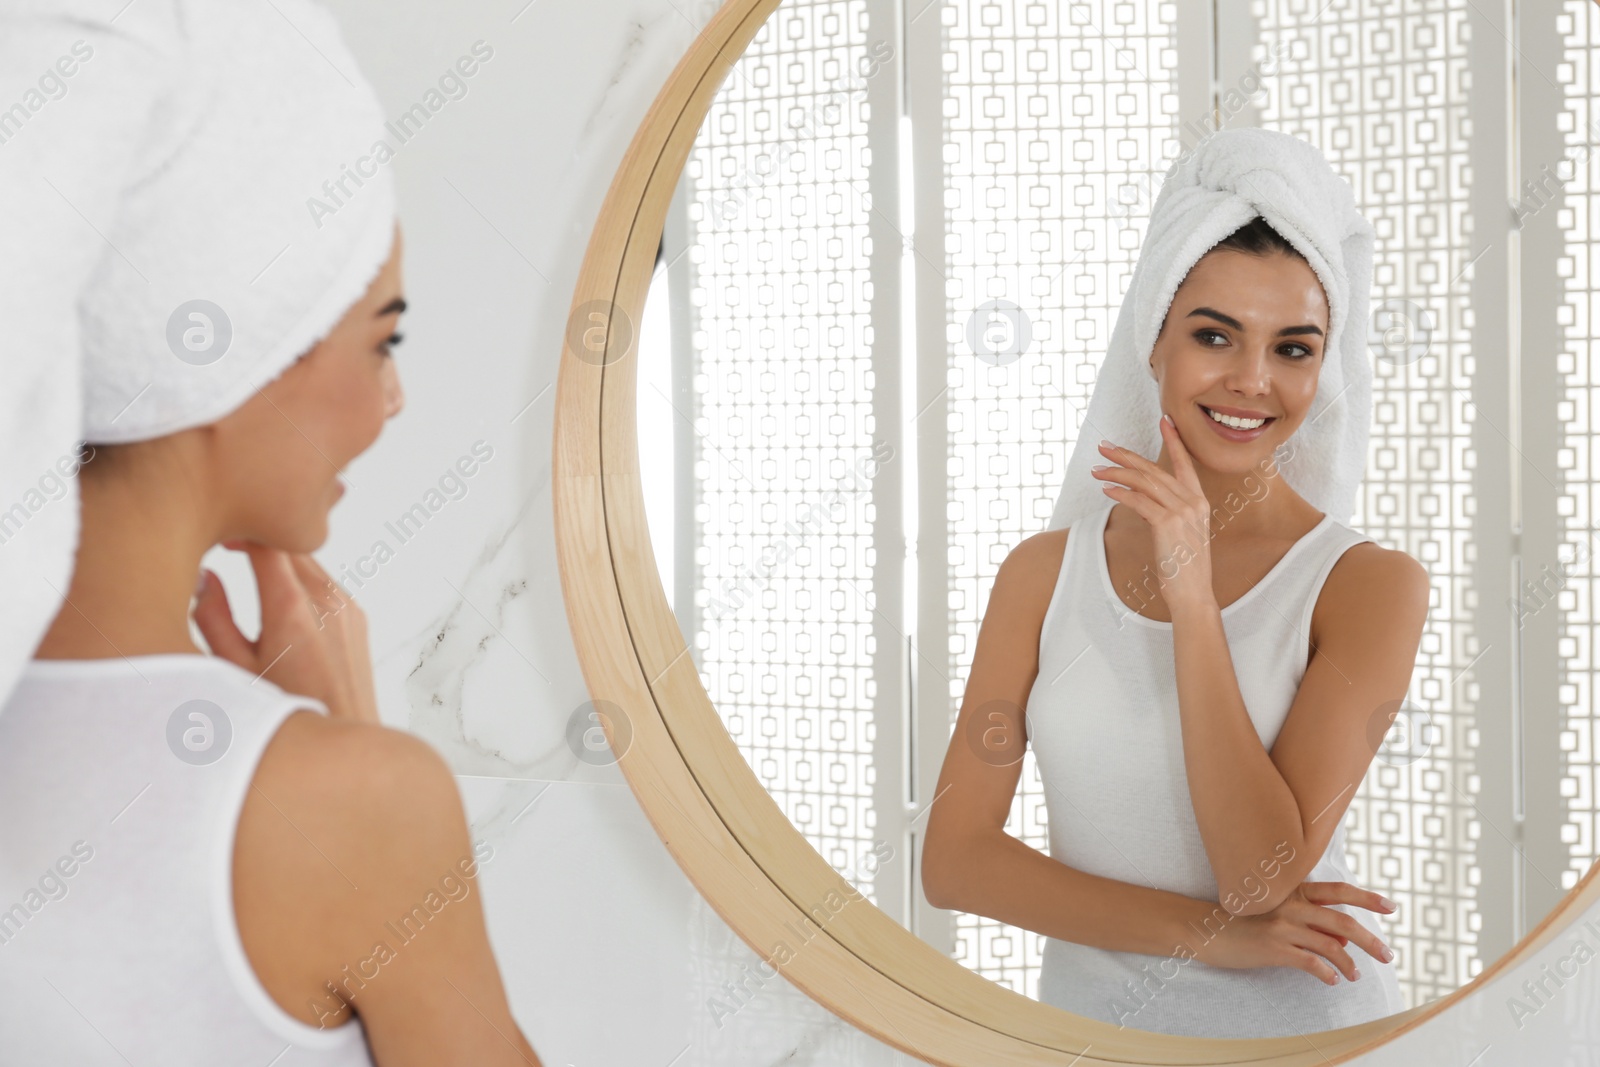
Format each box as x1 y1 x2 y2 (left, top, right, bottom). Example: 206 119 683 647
921 527 1397 981
921 529 1235 957
235 712 542 1066
926 806 1248 958
1167 542 1430 916
205 542 540 1063
1093 429 1431 919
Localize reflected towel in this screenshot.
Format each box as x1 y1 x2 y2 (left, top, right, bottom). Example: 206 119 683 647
1048 126 1376 532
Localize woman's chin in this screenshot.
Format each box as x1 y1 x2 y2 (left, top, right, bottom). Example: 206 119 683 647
285 513 332 555
1189 432 1282 473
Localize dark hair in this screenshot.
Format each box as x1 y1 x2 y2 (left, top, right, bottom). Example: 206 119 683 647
74 438 177 482
1209 215 1304 261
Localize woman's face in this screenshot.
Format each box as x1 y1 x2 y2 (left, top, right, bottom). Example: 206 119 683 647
213 222 407 552
1147 246 1328 476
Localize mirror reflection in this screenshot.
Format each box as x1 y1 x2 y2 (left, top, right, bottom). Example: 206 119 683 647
636 0 1595 1039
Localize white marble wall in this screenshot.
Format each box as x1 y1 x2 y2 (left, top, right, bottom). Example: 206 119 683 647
215 1 1599 1062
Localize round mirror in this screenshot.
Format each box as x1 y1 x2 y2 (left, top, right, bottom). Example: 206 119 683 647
561 0 1600 1060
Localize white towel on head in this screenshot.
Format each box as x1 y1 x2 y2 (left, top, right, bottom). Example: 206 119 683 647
0 0 177 717
78 0 398 445
0 0 392 714
1047 126 1376 532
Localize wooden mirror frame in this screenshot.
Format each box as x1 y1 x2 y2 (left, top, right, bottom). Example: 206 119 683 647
551 0 1600 1061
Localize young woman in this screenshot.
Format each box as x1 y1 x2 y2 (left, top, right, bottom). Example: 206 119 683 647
0 3 544 1058
921 216 1430 1037
0 221 543 1065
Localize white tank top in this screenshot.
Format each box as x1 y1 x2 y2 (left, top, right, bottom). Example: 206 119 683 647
1024 500 1405 1037
0 653 375 1065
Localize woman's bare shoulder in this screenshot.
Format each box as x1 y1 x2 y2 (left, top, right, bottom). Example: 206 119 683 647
250 710 452 799
1000 527 1070 586
987 526 1071 623
1324 542 1428 605
232 711 469 1027
241 711 459 837
1312 541 1430 643
1004 524 1068 575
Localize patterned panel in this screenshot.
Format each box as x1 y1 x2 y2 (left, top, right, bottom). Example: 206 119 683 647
1560 0 1600 892
680 2 888 901
939 0 1180 999
1254 0 1481 1008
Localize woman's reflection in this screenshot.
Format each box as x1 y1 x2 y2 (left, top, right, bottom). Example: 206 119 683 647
921 128 1430 1038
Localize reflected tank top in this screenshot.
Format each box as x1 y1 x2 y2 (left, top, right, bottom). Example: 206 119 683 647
0 653 374 1065
1024 500 1404 1038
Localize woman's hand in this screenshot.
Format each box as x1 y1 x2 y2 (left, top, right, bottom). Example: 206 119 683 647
1192 881 1396 984
1092 414 1216 610
192 540 381 724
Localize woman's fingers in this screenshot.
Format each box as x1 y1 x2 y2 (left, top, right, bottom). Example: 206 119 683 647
285 552 376 722
287 553 351 628
294 551 343 592
1093 464 1184 516
1294 885 1397 963
1096 442 1176 499
1290 948 1340 986
1293 928 1359 983
228 542 320 672
191 569 255 668
1299 880 1396 915
208 540 380 723
1158 412 1203 489
235 541 308 620
1303 905 1394 965
222 545 346 643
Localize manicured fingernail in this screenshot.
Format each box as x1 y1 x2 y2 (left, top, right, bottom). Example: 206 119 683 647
1352 966 1360 979
1091 464 1109 471
1099 439 1113 449
1380 896 1397 912
1379 945 1394 962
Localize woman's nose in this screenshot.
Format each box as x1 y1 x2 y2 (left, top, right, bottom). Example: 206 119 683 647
1226 349 1273 394
381 358 405 418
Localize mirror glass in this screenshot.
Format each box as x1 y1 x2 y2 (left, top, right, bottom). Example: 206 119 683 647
635 0 1596 1037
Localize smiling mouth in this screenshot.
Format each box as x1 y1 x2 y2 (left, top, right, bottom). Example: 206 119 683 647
1200 404 1275 431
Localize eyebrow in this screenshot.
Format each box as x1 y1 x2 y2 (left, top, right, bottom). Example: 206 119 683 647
1186 306 1323 338
377 297 408 317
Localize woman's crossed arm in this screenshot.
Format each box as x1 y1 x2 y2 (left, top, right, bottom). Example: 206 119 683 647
920 530 1395 985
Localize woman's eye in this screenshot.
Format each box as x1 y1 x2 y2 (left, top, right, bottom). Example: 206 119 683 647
1196 328 1312 360
380 331 404 357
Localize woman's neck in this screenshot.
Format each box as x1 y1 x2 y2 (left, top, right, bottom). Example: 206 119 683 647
1148 444 1322 539
32 475 212 661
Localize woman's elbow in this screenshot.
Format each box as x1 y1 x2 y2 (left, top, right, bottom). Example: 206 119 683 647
920 828 964 911
1213 841 1306 917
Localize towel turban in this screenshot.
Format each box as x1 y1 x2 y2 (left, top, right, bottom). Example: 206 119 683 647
1048 126 1376 532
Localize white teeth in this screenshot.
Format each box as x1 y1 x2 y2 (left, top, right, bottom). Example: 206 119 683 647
1204 406 1267 430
